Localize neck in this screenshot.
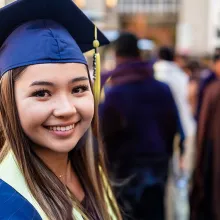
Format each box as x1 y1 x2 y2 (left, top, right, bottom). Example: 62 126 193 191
33 147 85 201
34 147 69 180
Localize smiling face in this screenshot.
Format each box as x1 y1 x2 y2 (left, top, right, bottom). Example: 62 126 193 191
15 63 94 153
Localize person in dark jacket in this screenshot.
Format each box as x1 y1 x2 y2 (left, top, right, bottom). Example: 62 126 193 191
190 80 220 220
99 32 184 220
195 52 220 121
190 52 220 220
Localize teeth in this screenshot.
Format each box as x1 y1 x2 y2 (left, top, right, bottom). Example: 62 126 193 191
49 124 75 132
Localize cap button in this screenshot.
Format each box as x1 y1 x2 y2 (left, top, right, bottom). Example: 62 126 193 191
93 40 100 48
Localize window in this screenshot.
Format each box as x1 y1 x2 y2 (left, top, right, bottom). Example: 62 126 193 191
117 0 180 13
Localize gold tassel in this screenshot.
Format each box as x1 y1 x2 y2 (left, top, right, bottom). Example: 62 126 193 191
93 26 101 106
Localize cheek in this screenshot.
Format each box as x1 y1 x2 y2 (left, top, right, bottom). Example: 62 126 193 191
77 96 94 122
16 99 51 131
15 89 34 130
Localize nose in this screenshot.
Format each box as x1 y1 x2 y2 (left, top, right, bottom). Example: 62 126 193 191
53 95 77 118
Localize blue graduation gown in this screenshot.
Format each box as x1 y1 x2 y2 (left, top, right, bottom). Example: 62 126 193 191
0 150 117 220
0 151 84 220
0 179 42 220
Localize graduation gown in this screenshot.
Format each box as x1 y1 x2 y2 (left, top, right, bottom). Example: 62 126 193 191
0 151 84 220
190 81 220 220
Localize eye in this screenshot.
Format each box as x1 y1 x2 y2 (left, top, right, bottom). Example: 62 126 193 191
32 89 51 98
72 85 89 94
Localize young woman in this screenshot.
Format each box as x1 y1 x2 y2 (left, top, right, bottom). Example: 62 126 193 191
0 0 121 219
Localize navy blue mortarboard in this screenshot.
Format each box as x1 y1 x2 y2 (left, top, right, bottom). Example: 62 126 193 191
0 0 109 77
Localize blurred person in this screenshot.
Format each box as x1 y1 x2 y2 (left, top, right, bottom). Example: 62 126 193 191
175 54 189 70
0 0 122 220
190 80 220 220
154 47 196 220
185 60 201 117
175 54 201 118
213 53 220 77
99 32 184 220
196 53 220 121
154 47 195 138
214 47 220 55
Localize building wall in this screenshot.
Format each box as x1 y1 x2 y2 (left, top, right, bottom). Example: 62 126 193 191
117 0 179 46
117 0 179 14
85 0 105 13
176 0 219 56
119 13 176 46
77 0 118 30
0 0 5 8
1 0 105 12
207 0 220 53
5 0 13 5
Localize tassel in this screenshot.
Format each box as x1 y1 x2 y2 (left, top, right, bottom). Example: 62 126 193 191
93 26 101 106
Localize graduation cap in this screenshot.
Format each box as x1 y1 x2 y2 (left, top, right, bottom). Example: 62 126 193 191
0 0 109 103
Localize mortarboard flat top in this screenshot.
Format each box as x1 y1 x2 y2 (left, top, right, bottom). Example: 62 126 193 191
0 0 109 52
0 0 109 76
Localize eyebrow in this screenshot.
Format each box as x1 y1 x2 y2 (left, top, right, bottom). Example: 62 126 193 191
30 76 89 87
30 81 54 87
70 76 89 84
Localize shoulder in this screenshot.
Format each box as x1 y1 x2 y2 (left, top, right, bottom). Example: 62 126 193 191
102 85 126 105
151 79 173 94
0 179 41 220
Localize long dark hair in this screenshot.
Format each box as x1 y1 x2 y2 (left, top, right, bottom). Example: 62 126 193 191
0 67 121 220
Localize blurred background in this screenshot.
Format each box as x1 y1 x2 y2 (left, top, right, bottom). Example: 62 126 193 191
1 1 220 220
1 0 220 69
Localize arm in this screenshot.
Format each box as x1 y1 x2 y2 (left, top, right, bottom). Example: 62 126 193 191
166 85 186 155
176 110 185 156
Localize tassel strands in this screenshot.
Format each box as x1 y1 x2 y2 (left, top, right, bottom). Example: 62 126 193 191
93 26 101 107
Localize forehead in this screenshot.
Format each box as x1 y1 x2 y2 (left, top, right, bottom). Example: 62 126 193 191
17 63 88 83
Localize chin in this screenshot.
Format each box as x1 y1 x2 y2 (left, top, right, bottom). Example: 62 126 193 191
45 141 78 153
31 138 79 154
28 128 85 153
49 147 74 154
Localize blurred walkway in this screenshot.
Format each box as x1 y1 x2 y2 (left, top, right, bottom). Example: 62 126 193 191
166 135 196 220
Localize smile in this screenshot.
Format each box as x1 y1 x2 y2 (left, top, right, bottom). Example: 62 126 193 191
48 124 75 132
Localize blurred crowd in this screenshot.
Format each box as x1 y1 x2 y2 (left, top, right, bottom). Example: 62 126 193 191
98 32 220 220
